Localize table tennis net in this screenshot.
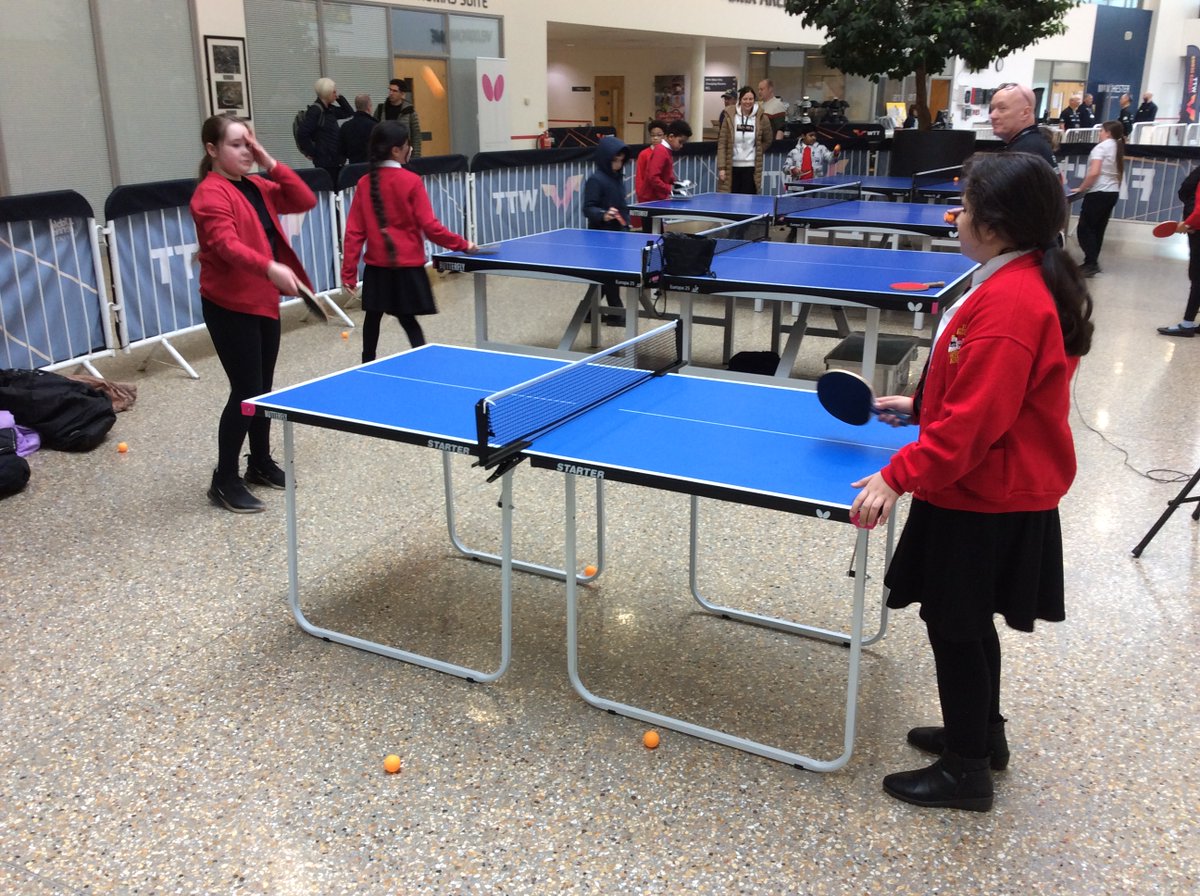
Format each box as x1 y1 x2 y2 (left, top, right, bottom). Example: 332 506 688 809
912 165 962 196
476 321 683 469
644 214 772 280
773 183 863 218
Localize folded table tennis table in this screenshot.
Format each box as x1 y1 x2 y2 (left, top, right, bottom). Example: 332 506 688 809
245 323 914 771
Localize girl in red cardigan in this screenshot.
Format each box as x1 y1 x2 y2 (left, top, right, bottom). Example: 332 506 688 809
850 153 1094 812
341 121 475 362
190 115 316 514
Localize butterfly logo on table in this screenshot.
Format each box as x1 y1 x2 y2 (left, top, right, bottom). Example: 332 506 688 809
815 509 831 520
907 301 924 312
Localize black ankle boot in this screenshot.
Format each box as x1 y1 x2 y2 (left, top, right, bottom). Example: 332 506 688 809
883 751 994 812
207 470 265 514
906 719 1009 770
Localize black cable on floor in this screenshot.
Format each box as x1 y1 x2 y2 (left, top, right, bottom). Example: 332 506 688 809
1072 359 1190 483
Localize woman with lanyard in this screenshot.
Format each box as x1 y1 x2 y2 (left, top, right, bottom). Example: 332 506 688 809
716 85 773 195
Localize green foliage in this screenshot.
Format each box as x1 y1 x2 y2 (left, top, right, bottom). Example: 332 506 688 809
782 0 1080 82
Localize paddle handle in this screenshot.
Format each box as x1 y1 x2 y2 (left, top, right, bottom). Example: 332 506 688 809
872 404 912 425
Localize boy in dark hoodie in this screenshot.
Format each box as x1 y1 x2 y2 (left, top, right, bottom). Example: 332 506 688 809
582 135 632 324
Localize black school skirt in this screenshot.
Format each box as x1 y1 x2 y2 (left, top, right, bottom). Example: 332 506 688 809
884 498 1066 641
362 264 437 316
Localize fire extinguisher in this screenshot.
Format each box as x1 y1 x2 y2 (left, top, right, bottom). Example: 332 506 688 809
537 130 554 149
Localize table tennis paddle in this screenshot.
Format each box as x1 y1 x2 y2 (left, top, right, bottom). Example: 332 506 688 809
471 245 500 255
1152 220 1180 238
889 281 945 292
614 211 628 228
295 282 328 322
817 370 911 427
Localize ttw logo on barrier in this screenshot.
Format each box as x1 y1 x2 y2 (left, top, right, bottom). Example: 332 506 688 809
490 174 583 214
149 242 198 284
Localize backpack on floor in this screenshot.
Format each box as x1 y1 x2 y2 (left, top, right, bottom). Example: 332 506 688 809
0 369 116 451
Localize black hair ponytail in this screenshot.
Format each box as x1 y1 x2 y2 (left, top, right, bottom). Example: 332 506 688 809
367 120 411 267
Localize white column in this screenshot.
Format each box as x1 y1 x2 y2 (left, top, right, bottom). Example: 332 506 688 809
691 36 707 140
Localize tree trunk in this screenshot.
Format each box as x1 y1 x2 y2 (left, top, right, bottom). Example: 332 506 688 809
914 62 932 130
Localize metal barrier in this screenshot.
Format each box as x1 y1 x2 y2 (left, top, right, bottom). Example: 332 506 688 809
0 191 112 374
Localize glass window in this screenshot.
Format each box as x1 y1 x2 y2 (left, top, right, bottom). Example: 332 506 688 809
391 10 447 56
1 0 113 216
324 3 389 113
97 0 202 186
245 0 322 171
448 15 501 59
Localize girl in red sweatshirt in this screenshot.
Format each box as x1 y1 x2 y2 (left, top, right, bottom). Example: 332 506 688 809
190 115 316 513
341 121 475 362
850 152 1094 812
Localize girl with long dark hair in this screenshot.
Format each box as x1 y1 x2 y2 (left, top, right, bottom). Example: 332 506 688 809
341 121 475 362
849 152 1094 812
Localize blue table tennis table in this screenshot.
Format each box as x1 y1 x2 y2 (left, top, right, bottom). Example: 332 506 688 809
631 192 777 232
790 173 961 201
245 323 914 771
650 237 976 380
435 228 977 384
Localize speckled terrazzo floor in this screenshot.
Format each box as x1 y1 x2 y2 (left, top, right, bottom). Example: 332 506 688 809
2 220 1197 895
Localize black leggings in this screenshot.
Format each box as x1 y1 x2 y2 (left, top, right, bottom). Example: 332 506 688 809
1186 231 1200 322
1076 190 1119 265
202 298 280 479
927 619 1003 759
362 310 424 362
731 167 758 195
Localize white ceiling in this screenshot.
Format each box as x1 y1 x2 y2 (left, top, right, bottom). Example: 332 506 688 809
545 21 808 52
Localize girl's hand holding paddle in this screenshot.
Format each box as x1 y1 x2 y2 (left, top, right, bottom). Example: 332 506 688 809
267 260 299 296
874 394 914 427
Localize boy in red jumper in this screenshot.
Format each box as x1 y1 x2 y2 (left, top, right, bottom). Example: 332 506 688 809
634 119 691 204
850 153 1094 812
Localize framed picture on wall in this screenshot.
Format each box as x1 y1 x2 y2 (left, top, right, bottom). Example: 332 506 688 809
204 35 252 119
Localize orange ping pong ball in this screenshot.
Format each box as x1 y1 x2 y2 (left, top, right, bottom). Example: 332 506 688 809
584 564 598 577
383 754 402 774
643 730 660 749
117 442 128 453
341 331 349 340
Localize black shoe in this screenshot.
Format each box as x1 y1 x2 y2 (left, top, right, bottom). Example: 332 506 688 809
1080 262 1100 277
602 313 624 327
208 472 265 513
1157 323 1197 338
244 454 287 489
883 752 994 812
907 719 1010 771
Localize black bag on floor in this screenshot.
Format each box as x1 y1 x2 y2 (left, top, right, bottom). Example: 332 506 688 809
0 369 116 451
0 424 29 495
727 350 781 375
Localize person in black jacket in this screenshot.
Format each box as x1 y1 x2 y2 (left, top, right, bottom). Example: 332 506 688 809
1117 93 1135 138
581 135 632 324
297 77 353 184
1135 92 1158 123
989 84 1057 169
1158 166 1200 337
339 94 377 167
